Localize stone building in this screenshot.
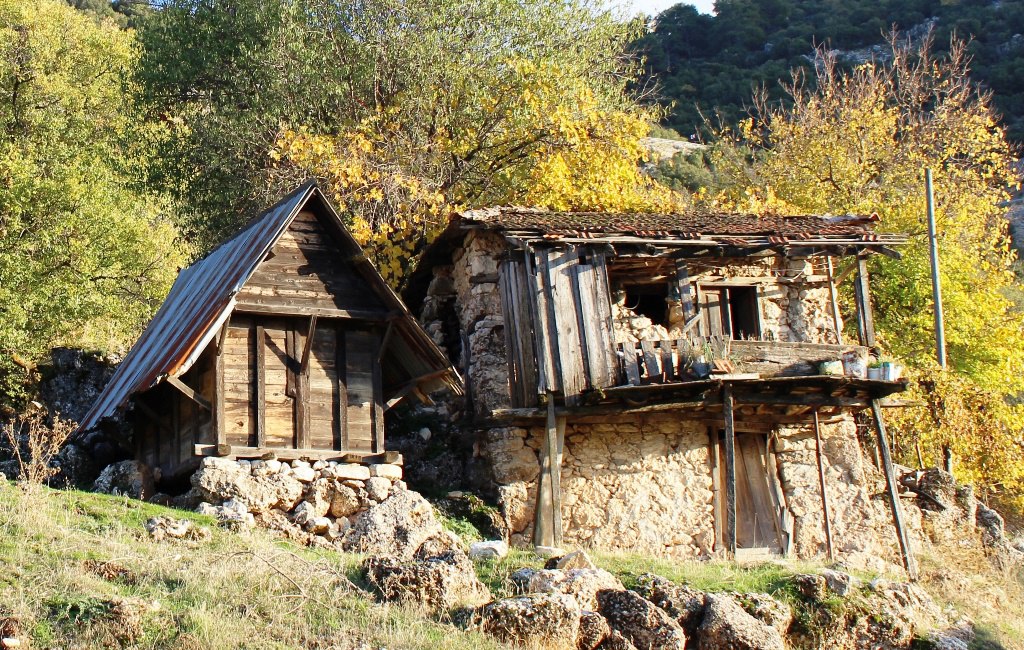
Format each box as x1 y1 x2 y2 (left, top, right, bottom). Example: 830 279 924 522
405 207 917 572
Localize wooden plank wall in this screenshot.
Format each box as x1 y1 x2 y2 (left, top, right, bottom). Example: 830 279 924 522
235 210 386 315
507 246 618 403
214 314 378 454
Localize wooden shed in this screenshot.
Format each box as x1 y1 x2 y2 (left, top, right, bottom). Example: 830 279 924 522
80 182 461 479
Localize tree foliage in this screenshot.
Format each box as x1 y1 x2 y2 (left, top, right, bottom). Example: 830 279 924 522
636 0 1024 143
699 34 1024 504
0 0 182 408
137 0 675 277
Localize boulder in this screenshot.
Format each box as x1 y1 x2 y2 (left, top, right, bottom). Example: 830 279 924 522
697 594 785 650
530 569 624 611
596 631 638 650
820 569 859 597
469 540 509 560
330 483 361 518
734 592 792 635
633 573 706 637
364 551 490 612
93 460 155 500
548 550 597 571
196 499 255 528
334 463 371 481
364 477 392 502
191 458 303 513
370 463 403 480
596 589 686 650
343 490 443 560
476 593 581 646
144 516 211 542
302 479 334 517
415 531 466 559
291 464 316 483
577 610 611 650
976 503 1005 545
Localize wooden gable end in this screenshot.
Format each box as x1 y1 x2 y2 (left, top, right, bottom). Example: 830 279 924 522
235 210 387 318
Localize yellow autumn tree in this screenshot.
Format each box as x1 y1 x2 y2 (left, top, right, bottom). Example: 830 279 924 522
702 34 1024 509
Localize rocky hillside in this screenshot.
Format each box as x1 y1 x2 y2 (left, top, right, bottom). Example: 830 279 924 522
1 472 1022 650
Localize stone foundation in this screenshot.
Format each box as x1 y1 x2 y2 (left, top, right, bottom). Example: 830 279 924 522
484 413 899 569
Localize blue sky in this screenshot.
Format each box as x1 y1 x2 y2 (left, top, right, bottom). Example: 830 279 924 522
614 0 715 16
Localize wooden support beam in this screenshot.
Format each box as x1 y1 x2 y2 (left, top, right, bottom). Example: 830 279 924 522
552 413 565 548
371 331 385 453
255 324 266 448
166 375 212 412
214 325 226 447
377 319 395 364
194 444 398 463
826 257 844 345
812 410 835 562
733 393 869 408
708 427 723 552
723 384 738 558
871 399 918 580
854 255 876 347
300 315 317 372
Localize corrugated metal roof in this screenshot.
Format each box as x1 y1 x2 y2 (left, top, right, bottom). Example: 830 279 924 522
79 182 460 432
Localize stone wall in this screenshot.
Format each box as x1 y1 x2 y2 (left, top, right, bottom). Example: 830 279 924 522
483 413 900 569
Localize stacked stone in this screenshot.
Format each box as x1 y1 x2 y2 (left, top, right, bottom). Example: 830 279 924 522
188 457 406 547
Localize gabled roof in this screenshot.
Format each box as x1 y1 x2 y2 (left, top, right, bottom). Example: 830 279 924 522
457 206 894 241
80 182 461 432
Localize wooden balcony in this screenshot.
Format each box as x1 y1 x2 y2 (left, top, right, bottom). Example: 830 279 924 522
616 338 870 386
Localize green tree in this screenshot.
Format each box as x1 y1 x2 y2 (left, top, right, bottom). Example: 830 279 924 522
136 0 663 255
0 0 182 409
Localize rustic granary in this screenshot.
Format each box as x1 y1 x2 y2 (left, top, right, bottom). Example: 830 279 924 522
80 182 461 480
405 207 918 575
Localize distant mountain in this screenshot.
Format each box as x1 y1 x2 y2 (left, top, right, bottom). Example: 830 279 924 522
635 0 1024 144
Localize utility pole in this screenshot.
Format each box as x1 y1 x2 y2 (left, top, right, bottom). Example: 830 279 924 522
925 168 947 369
926 168 952 475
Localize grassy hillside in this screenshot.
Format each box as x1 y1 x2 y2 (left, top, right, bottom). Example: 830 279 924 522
1 481 1022 649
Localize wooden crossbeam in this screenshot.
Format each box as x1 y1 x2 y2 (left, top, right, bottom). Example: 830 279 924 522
166 375 211 412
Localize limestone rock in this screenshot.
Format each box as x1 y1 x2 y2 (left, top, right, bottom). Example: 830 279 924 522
633 573 706 636
330 483 361 518
469 540 509 560
196 499 255 528
190 458 303 513
415 531 467 559
697 594 785 650
291 464 316 483
547 550 597 571
365 550 490 612
510 567 536 593
476 593 581 646
144 516 211 542
364 476 392 502
596 589 686 650
343 489 443 560
976 503 1005 545
93 460 155 500
334 463 371 481
735 592 792 635
370 463 403 480
529 568 624 611
820 569 859 597
577 610 611 650
595 630 638 650
302 479 334 517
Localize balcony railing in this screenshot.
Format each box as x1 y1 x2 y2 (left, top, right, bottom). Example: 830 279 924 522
616 338 869 386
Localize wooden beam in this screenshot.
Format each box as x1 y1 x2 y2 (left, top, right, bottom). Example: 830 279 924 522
166 375 212 412
533 399 552 548
300 315 317 372
723 384 737 558
255 324 266 448
733 393 869 408
870 399 918 580
194 444 394 462
812 410 835 562
855 255 876 347
377 319 395 364
826 256 844 345
337 327 347 452
708 427 723 552
214 325 226 447
371 330 385 453
552 412 565 548
233 302 391 321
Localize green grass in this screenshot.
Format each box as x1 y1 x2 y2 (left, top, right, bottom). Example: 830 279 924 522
0 481 506 650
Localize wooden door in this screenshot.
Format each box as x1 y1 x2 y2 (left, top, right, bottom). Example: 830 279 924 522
718 433 785 553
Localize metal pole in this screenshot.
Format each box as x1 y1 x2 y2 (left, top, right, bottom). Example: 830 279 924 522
925 169 947 369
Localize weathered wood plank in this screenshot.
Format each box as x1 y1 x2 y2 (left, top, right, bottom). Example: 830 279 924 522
255 324 266 448
812 411 835 561
855 255 875 347
723 384 737 558
640 340 660 381
621 344 641 386
871 399 917 579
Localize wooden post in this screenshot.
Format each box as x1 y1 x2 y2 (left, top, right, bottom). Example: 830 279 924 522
553 412 565 548
825 256 843 345
871 399 918 580
812 410 835 562
255 324 266 448
707 428 723 552
214 325 226 447
854 254 876 347
533 396 553 548
943 446 953 474
336 328 348 452
723 383 737 558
